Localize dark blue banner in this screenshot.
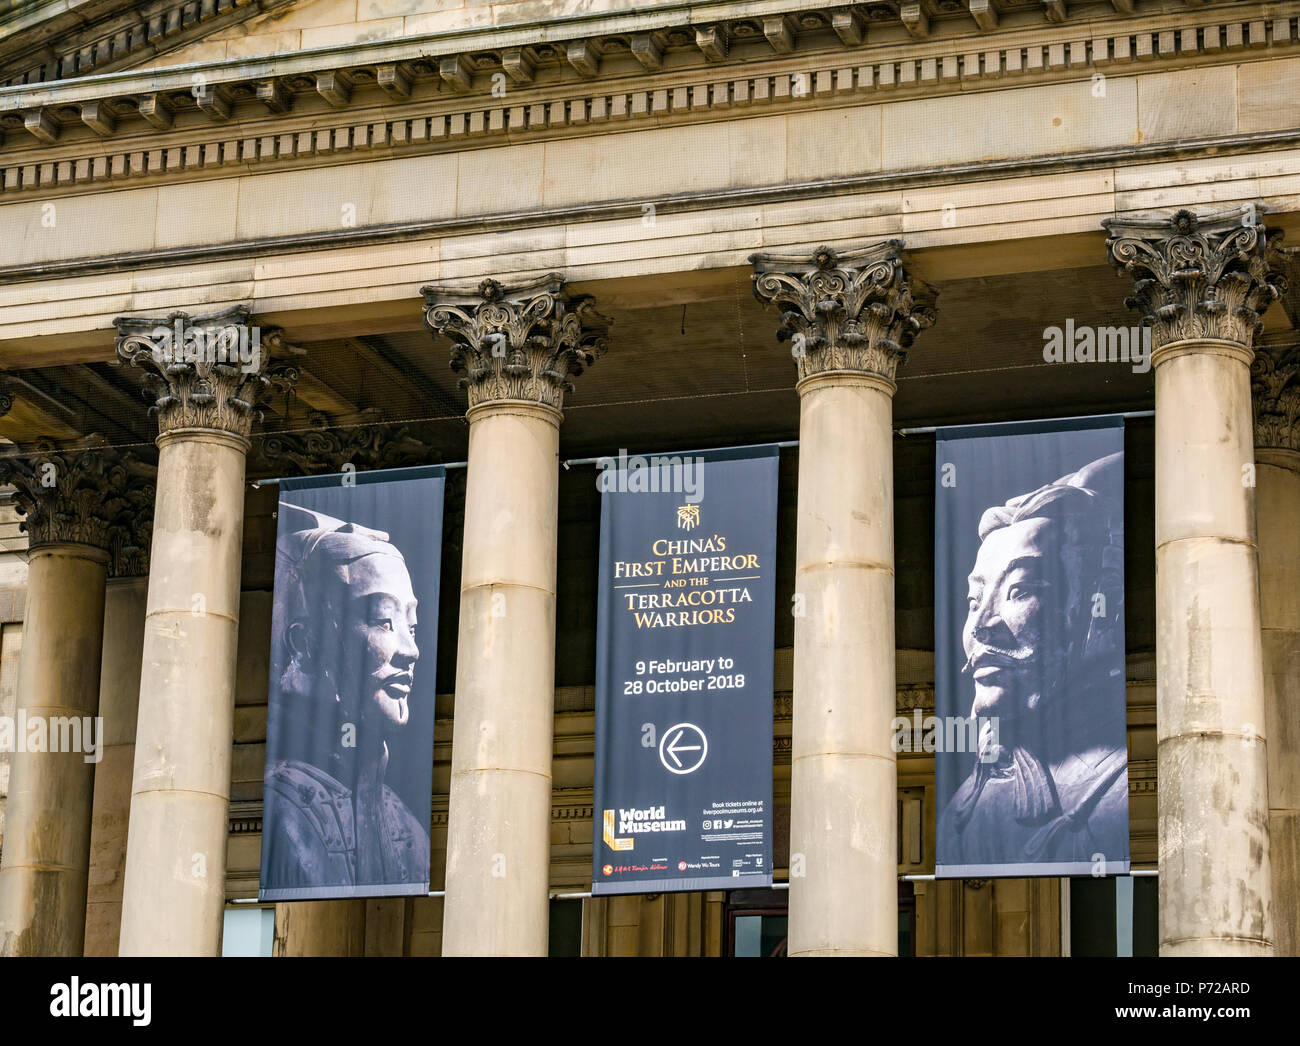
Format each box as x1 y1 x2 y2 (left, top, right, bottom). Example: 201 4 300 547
592 445 778 895
259 465 444 901
934 418 1129 878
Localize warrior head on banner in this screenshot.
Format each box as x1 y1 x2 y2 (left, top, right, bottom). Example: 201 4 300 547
262 502 430 891
941 451 1128 868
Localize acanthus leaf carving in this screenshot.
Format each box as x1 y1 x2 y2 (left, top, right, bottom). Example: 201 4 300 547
421 275 610 411
113 305 300 440
1103 206 1288 350
749 241 937 384
1251 341 1300 454
255 410 441 476
0 436 156 568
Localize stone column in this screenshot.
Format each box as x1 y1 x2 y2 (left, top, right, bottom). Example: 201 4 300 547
423 276 608 956
0 440 150 956
1251 340 1300 956
752 243 937 956
1105 207 1287 956
113 307 296 956
273 899 367 957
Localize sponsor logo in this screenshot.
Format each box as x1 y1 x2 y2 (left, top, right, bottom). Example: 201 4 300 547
601 864 613 876
602 809 634 852
615 804 688 836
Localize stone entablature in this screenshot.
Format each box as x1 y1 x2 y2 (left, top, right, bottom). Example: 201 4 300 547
0 0 1294 194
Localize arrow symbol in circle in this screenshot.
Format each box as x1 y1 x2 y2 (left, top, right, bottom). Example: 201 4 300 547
666 729 701 768
658 722 708 774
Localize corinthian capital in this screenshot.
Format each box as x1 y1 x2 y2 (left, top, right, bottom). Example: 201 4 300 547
0 438 155 564
1252 340 1300 454
114 305 300 441
1103 206 1288 350
750 242 937 386
421 275 610 412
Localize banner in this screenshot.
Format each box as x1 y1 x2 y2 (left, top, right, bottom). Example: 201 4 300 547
933 418 1129 878
259 465 444 901
592 445 778 895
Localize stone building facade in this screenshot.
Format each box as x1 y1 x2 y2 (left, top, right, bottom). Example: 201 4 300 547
0 0 1296 956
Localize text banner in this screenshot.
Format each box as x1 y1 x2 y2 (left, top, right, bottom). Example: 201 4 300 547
593 445 778 895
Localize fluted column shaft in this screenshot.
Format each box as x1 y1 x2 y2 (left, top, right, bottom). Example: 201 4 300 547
752 243 935 956
424 275 607 955
1106 207 1285 956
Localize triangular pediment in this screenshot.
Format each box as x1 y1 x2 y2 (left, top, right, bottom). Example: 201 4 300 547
0 0 368 86
133 0 454 74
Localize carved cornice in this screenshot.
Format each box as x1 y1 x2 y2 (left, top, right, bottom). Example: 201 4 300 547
0 0 299 89
0 436 155 557
254 409 441 476
1104 206 1288 350
751 241 937 384
113 305 300 440
422 275 610 412
0 1 1291 177
1252 341 1300 453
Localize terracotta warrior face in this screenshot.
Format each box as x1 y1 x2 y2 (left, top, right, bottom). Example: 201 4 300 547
335 551 420 730
962 516 1075 722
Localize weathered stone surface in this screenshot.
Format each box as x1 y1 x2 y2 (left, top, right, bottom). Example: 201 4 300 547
751 239 933 956
1252 342 1300 453
1137 235 1275 953
422 275 609 410
441 400 561 956
1254 342 1300 955
0 440 153 563
118 424 250 956
83 577 147 957
750 241 936 385
254 409 441 476
115 305 299 440
1104 206 1287 349
0 543 108 956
